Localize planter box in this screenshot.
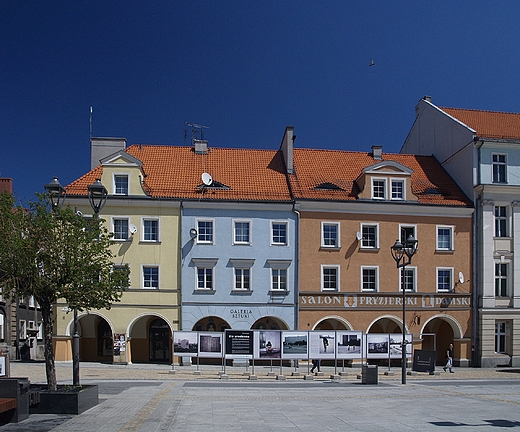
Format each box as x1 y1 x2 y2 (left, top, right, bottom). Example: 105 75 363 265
30 384 98 415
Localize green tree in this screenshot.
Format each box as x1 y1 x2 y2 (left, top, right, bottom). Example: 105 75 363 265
0 192 129 390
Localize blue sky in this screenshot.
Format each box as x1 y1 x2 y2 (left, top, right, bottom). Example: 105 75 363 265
2 1 520 204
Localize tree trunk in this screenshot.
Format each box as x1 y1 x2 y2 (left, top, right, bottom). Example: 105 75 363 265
41 302 57 391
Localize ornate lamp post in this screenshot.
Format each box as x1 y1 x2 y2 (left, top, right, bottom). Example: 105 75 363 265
87 178 108 215
44 177 66 210
390 234 418 384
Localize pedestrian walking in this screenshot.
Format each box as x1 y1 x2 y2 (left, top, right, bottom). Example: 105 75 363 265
311 359 320 373
443 343 454 373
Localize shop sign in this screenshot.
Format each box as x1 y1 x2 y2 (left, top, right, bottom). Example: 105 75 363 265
300 293 470 309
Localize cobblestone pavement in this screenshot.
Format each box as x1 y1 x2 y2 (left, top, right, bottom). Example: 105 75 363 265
1 362 520 431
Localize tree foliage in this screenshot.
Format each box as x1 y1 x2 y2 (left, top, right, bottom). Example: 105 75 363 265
0 192 129 389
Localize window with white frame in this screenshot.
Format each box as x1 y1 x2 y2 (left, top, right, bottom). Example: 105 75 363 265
233 220 251 245
268 260 291 292
322 265 340 291
372 178 386 199
391 179 404 200
494 206 508 237
492 154 507 183
230 259 254 291
0 313 4 341
400 225 416 244
143 218 159 242
436 226 454 251
361 266 378 291
192 258 218 291
495 321 507 353
322 222 340 248
495 262 509 297
197 219 214 244
437 268 453 292
399 267 416 292
113 218 129 240
114 174 129 195
361 223 378 249
142 266 159 289
271 221 288 245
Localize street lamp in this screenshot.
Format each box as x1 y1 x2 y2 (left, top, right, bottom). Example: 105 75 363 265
87 178 108 215
44 177 66 210
390 234 418 385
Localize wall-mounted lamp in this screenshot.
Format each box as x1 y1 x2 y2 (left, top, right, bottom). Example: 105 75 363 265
189 228 198 239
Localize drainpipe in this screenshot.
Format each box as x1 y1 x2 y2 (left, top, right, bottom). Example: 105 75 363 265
292 203 300 331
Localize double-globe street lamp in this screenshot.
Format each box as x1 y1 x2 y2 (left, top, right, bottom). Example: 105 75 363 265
390 234 418 385
45 177 108 386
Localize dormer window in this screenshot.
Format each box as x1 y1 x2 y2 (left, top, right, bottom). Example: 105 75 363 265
114 174 129 195
391 179 404 200
372 179 386 199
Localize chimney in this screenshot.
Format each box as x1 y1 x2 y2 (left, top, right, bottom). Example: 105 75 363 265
193 139 208 154
91 137 127 170
422 95 432 102
0 178 12 194
280 126 294 174
371 145 382 160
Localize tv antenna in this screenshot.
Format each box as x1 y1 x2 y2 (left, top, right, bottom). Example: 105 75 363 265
184 121 210 145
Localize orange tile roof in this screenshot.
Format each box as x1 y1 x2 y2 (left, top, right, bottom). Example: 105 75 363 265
67 145 292 202
441 107 520 140
289 149 471 206
67 144 471 207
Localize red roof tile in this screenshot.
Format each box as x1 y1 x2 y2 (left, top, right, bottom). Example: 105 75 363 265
442 107 520 140
289 149 471 206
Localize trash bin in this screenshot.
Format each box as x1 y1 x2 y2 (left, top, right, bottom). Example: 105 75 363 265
362 365 378 384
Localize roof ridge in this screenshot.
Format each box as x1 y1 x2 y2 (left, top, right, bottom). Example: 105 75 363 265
441 106 520 116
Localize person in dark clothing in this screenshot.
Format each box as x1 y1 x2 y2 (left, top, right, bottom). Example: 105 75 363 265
443 343 454 373
311 359 320 373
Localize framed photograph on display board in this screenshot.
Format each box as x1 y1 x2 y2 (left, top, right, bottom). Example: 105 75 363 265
254 330 281 359
198 332 223 358
366 334 389 359
225 330 253 359
336 331 362 359
281 331 308 359
308 331 335 359
389 333 413 358
173 331 198 357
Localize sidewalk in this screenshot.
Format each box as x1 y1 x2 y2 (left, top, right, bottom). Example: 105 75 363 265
2 362 520 432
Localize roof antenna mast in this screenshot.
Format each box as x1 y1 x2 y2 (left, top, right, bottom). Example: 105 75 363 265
184 121 210 145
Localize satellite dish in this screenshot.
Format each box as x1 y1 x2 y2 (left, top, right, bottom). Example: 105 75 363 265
201 172 213 186
459 272 464 284
129 224 137 235
356 232 362 241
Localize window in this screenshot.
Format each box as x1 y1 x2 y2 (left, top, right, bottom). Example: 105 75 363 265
494 206 508 237
372 178 386 199
437 268 453 292
495 321 507 353
143 219 159 242
492 154 507 183
0 313 4 341
271 268 287 291
361 267 378 291
113 218 129 240
19 320 26 340
400 225 416 244
143 266 159 289
399 267 416 292
271 221 288 245
197 268 213 290
197 220 214 244
495 263 509 297
437 226 453 250
322 265 340 291
192 258 218 291
230 259 254 291
391 179 404 200
322 222 340 248
361 224 378 249
234 220 251 245
114 174 129 195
